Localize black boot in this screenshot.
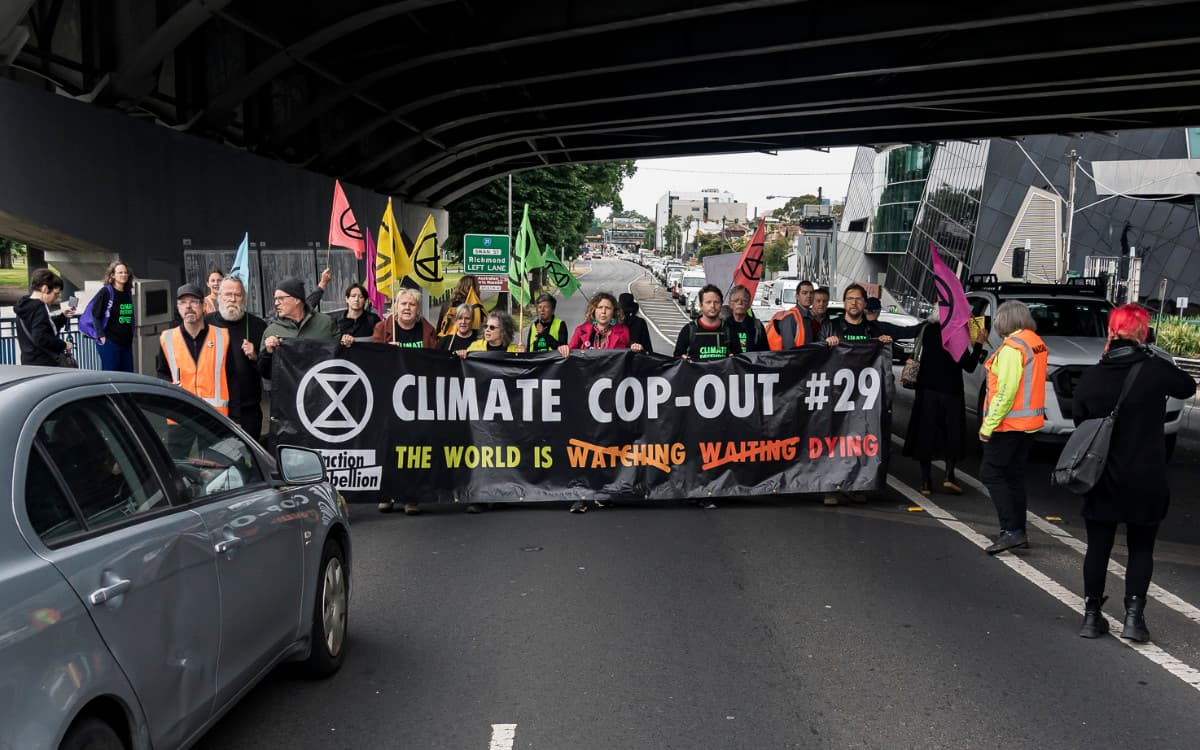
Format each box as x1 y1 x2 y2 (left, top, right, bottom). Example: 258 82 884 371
1079 596 1109 638
1121 595 1150 642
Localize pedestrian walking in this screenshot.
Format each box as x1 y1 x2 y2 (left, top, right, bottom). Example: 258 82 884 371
1073 304 1196 641
979 300 1048 554
86 261 136 372
15 269 76 367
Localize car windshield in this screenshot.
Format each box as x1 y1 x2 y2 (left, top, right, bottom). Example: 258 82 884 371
1024 298 1112 337
682 277 705 289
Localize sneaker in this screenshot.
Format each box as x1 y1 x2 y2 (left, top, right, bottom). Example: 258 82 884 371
822 494 839 506
403 503 421 516
942 480 963 495
919 484 932 497
377 500 394 513
465 503 483 514
985 529 1029 555
569 501 588 513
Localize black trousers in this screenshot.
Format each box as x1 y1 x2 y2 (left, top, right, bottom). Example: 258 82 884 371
1084 520 1160 599
231 405 263 444
980 431 1034 533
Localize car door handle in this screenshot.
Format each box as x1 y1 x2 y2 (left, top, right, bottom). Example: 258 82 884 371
88 578 132 605
214 537 242 554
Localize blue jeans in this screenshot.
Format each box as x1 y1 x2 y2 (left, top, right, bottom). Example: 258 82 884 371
97 338 134 372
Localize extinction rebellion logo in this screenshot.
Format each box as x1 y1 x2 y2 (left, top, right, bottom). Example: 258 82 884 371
296 359 381 492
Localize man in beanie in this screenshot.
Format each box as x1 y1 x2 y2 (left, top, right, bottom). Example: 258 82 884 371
259 277 338 379
157 283 235 416
618 292 654 354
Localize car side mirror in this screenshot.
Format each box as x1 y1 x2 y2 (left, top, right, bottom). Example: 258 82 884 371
275 445 326 484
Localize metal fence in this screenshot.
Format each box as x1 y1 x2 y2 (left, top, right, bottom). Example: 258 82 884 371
0 317 101 369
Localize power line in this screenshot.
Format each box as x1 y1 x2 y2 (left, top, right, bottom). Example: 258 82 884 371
636 166 856 177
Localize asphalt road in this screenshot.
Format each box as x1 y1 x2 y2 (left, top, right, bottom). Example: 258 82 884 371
197 259 1200 750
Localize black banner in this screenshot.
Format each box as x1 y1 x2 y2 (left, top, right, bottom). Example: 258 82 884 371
270 341 893 503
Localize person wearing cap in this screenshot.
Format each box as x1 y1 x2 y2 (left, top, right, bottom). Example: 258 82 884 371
157 283 235 417
865 296 925 341
618 292 654 354
259 277 339 380
522 293 570 353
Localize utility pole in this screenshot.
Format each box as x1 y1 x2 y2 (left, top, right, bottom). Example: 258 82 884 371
1062 149 1079 282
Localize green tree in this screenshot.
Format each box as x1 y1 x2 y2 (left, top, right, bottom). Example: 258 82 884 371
663 216 681 255
778 194 820 224
695 234 730 260
445 161 637 261
763 237 791 273
612 209 652 223
644 220 656 250
0 237 26 271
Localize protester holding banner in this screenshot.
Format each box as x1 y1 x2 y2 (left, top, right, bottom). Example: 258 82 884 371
726 284 768 352
523 293 570 353
437 304 479 353
86 261 135 372
372 287 438 349
675 285 742 360
902 314 985 496
465 311 519 354
204 268 223 315
564 292 633 354
821 285 893 346
206 276 268 439
259 278 339 379
305 267 335 309
618 292 654 354
979 300 1048 555
437 275 485 337
332 283 381 344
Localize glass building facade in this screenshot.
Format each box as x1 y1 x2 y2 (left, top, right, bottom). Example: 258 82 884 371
838 128 1200 315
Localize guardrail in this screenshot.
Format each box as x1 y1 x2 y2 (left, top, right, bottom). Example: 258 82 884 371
0 317 101 369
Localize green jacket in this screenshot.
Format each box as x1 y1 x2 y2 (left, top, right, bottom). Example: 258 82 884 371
259 310 338 378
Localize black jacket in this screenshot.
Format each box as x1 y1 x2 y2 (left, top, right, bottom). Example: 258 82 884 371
1072 340 1196 524
914 322 983 396
206 311 269 415
624 313 654 354
15 295 69 366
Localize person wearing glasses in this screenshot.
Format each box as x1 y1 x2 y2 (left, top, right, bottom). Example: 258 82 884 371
463 311 518 354
438 304 480 354
818 284 892 506
259 277 338 380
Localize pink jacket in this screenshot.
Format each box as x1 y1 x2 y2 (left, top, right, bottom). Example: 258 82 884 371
568 322 631 350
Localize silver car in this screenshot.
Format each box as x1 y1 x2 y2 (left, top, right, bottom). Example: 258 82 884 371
0 366 351 750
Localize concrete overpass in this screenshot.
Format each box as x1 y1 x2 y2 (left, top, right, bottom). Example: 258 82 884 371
2 1 1200 292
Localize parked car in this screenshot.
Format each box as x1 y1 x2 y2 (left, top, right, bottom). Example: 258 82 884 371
962 276 1186 453
0 366 351 750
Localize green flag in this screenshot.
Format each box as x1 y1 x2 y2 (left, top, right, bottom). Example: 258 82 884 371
517 204 545 271
542 246 580 298
508 204 546 305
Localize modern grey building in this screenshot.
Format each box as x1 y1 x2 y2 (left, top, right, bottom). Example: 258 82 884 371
836 129 1200 314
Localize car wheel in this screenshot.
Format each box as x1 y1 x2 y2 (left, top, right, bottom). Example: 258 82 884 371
301 537 348 678
60 717 124 750
1166 434 1177 461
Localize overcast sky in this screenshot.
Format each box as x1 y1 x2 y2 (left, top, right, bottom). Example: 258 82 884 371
596 147 860 222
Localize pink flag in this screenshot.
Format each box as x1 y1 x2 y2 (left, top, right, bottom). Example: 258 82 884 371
365 228 386 314
329 179 365 259
731 218 766 298
931 242 970 359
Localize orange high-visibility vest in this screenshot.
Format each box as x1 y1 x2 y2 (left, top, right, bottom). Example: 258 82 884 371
160 326 231 415
766 307 808 350
984 328 1048 432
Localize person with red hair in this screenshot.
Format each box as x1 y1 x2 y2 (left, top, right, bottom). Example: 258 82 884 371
1071 303 1195 642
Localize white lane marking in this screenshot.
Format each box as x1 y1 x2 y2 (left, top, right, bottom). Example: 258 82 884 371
890 434 1200 626
489 723 517 750
888 475 1200 691
628 278 681 350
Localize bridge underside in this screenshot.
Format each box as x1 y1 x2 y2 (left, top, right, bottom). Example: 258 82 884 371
6 0 1200 206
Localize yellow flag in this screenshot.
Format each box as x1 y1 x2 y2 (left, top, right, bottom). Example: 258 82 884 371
409 214 448 297
376 198 413 297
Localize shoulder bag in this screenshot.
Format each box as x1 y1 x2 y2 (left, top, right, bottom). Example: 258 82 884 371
1051 361 1143 494
899 323 927 389
15 313 78 368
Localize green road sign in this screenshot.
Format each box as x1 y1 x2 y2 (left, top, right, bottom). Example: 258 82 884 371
463 234 510 275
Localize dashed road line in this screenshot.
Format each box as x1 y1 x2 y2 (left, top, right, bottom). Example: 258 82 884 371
888 474 1200 691
488 723 517 750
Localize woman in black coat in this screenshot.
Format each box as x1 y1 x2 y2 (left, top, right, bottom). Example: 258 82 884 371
902 318 984 495
1073 304 1196 642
